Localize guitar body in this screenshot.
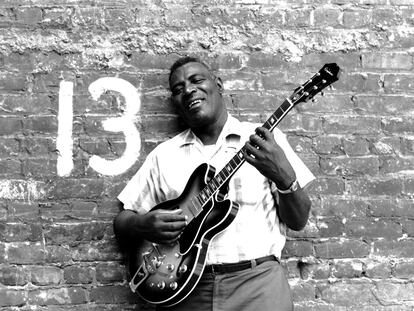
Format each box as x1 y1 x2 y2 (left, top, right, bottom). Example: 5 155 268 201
129 163 239 306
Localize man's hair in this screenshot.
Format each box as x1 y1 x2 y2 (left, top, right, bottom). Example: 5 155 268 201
168 56 212 85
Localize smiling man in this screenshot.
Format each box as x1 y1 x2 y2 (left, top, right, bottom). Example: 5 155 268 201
113 56 315 311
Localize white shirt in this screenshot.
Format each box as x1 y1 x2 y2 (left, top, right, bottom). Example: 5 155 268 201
118 115 315 264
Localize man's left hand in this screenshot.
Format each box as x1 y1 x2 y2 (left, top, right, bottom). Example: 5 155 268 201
243 127 296 189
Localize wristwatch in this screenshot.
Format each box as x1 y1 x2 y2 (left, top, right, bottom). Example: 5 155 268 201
277 179 299 194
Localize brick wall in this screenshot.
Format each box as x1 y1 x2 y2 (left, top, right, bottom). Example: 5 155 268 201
1 0 413 310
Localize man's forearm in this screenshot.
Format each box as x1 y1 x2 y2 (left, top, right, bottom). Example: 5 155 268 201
113 209 143 250
277 188 311 231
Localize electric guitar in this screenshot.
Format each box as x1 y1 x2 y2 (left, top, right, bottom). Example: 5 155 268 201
128 63 341 306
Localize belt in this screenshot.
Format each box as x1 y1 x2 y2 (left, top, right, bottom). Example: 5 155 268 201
204 255 278 274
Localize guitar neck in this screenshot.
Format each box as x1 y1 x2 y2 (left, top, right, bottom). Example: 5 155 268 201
194 98 295 208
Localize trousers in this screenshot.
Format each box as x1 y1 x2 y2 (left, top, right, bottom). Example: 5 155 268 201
157 260 293 311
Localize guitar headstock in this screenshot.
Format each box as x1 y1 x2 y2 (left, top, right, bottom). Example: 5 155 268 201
290 63 341 105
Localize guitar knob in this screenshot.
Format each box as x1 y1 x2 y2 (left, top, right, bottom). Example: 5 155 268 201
166 264 175 272
157 281 166 290
178 264 188 274
169 282 178 290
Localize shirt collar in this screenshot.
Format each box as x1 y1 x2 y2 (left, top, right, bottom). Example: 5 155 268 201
179 115 242 148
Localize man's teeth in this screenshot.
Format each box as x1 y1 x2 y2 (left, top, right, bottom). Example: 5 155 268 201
189 99 202 107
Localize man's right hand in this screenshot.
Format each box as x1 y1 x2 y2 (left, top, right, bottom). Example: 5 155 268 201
137 209 188 244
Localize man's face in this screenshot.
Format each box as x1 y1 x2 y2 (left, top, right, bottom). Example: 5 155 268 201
169 62 225 129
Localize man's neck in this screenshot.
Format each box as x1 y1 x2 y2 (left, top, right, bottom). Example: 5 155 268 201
192 112 228 146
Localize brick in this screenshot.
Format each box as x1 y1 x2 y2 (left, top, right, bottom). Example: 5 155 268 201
78 137 126 158
0 117 22 135
303 53 361 71
70 201 98 219
372 137 402 155
0 288 26 307
382 117 414 134
282 240 313 258
394 261 414 279
373 240 414 258
1 94 52 115
372 8 403 27
0 138 19 156
335 73 382 93
320 156 379 176
276 114 322 133
290 282 316 301
314 7 341 27
301 95 354 114
322 116 381 135
332 260 364 278
317 218 345 238
7 202 39 220
64 265 94 284
97 200 122 219
44 222 110 245
403 178 414 196
7 242 46 264
367 198 414 218
29 265 63 285
401 219 414 237
15 7 42 25
0 73 27 91
374 282 414 303
345 219 402 239
0 243 4 263
384 74 414 94
365 260 392 279
28 287 88 305
314 239 370 259
343 9 372 28
307 178 346 195
354 95 414 117
22 158 58 177
49 179 105 199
297 260 331 280
380 155 414 174
285 8 312 27
362 52 412 70
402 136 414 155
318 282 378 305
23 116 58 134
312 135 342 155
45 245 72 263
72 240 120 262
90 285 140 304
0 265 29 286
40 202 70 220
0 159 21 175
342 136 370 156
3 222 42 242
96 262 125 283
350 178 404 196
316 198 368 218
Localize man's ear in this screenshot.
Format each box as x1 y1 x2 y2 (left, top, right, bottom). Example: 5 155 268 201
215 76 224 94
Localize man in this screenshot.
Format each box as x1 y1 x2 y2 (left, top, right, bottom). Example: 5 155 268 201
113 56 315 310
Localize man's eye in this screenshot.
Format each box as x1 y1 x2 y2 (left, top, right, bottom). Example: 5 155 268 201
172 87 183 95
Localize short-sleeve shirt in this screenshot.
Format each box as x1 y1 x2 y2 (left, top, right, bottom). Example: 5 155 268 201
118 115 315 264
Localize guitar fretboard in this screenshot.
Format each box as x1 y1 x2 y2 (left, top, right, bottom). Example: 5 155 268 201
189 98 294 213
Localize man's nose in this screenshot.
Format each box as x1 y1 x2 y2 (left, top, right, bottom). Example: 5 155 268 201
184 83 196 95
